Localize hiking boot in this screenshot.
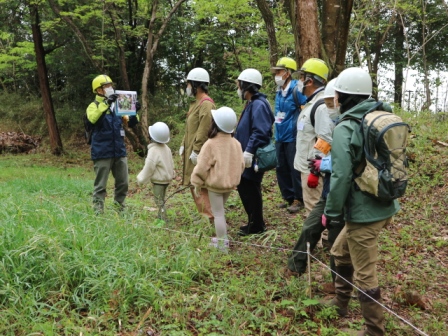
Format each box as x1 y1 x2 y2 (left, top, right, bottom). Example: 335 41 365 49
358 287 385 336
277 201 292 209
287 200 304 213
320 265 354 317
238 224 266 236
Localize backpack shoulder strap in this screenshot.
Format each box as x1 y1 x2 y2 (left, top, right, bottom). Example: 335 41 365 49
310 98 325 128
292 85 300 108
199 96 215 105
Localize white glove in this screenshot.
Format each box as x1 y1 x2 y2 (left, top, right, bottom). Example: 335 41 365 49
243 151 253 168
179 146 184 156
189 151 198 165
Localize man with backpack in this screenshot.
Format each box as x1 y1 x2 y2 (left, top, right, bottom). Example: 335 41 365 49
323 67 404 336
293 58 332 216
271 57 307 213
86 74 139 214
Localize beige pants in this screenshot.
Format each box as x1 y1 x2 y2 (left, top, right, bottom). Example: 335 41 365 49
331 217 392 289
300 174 323 216
190 186 214 220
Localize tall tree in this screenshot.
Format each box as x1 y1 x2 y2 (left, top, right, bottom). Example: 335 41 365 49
139 0 187 150
255 0 278 67
29 1 63 155
296 0 321 66
321 0 354 78
393 12 404 107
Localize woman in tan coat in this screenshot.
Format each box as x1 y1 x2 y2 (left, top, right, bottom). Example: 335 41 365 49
191 107 245 251
179 67 215 222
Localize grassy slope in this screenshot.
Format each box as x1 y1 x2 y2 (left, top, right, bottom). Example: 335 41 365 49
0 111 447 335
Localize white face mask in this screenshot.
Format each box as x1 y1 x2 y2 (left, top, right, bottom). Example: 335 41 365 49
237 88 243 100
186 87 193 97
104 87 114 98
296 80 304 92
275 76 285 87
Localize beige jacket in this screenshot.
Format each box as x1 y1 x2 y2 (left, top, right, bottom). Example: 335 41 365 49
294 89 333 173
191 132 245 193
137 143 175 185
181 97 215 185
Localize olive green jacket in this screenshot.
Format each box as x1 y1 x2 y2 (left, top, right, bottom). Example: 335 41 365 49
181 97 215 185
324 98 400 223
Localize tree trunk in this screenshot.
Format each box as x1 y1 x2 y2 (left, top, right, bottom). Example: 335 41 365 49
420 1 431 111
284 0 301 63
256 0 278 66
296 0 321 66
47 0 103 72
321 0 353 78
30 4 63 156
394 13 404 108
140 0 186 153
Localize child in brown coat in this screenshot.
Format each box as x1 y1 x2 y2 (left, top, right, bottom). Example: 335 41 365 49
191 107 245 251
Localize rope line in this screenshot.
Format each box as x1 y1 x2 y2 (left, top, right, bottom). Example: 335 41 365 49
37 195 429 336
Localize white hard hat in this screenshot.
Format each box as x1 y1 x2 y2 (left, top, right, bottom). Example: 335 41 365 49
238 68 263 86
148 122 170 144
186 67 210 84
334 67 372 95
211 107 237 134
323 78 338 98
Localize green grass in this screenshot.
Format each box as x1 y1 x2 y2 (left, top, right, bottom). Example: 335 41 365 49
0 110 447 335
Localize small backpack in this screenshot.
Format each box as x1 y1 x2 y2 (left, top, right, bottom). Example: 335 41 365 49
351 102 411 202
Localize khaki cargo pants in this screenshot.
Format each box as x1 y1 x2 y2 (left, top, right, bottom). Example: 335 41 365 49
331 217 392 289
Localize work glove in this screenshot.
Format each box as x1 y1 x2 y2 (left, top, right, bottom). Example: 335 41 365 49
189 151 198 165
307 155 322 175
307 172 320 188
128 115 139 128
135 101 141 112
106 93 119 105
243 151 253 168
321 214 344 228
179 146 184 156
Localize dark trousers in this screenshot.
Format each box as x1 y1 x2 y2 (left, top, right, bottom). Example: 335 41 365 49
237 177 265 229
275 141 303 203
287 197 344 278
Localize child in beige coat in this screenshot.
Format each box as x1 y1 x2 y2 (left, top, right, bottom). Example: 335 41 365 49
137 122 175 220
191 107 245 251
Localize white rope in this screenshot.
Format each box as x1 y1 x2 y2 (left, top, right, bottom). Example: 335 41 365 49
37 196 430 336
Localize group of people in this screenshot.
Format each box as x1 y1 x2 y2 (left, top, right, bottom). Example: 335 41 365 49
86 59 401 335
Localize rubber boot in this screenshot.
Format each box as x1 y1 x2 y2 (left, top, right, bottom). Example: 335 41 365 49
324 265 354 317
358 287 385 336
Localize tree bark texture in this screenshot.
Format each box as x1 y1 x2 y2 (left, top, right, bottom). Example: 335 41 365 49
321 0 353 78
296 0 321 67
256 0 278 66
30 4 63 156
394 13 404 107
284 0 301 64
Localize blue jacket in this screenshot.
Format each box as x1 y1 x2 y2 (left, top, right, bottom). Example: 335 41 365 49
88 105 127 161
274 79 307 143
235 92 275 182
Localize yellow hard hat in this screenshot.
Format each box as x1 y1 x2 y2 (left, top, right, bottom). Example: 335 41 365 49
300 58 329 82
271 57 297 71
92 74 113 93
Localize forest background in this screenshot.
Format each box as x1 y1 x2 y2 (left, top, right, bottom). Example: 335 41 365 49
0 0 447 335
1 0 448 155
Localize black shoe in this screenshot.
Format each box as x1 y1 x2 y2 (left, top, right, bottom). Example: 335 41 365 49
238 224 266 236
